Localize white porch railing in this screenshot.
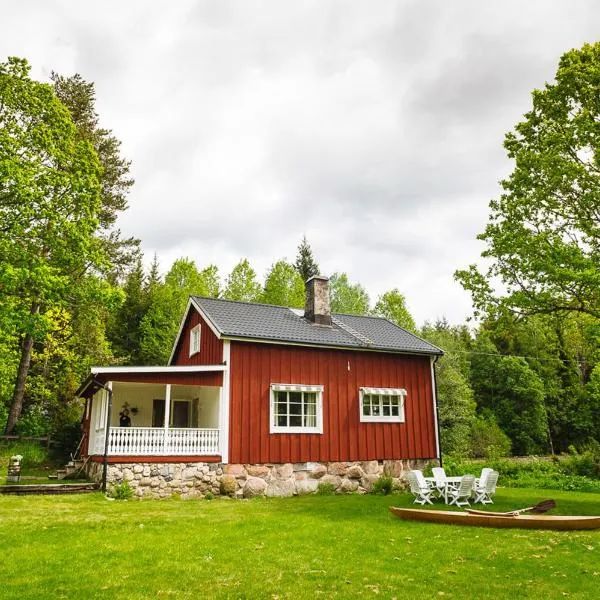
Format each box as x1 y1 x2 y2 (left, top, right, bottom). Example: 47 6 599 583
98 427 220 456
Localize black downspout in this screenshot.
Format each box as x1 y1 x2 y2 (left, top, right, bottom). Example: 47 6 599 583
433 356 442 468
97 381 113 494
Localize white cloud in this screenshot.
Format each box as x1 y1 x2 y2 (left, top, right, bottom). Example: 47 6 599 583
1 0 598 325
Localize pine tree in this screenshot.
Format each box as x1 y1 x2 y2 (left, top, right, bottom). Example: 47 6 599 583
294 235 320 283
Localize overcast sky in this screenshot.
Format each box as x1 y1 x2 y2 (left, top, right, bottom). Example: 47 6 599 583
2 1 599 325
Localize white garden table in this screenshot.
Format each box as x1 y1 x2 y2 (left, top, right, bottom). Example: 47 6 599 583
425 476 463 504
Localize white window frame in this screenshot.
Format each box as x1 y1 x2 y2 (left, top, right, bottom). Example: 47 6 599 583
270 384 324 434
189 324 201 356
359 387 406 423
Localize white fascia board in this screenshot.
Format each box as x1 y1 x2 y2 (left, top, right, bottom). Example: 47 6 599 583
167 297 195 366
90 365 226 375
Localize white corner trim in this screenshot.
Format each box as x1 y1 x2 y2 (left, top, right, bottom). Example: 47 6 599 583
220 340 231 463
431 356 441 460
167 297 195 365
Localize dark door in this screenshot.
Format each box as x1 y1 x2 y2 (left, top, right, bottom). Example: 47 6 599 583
152 399 165 427
172 401 189 428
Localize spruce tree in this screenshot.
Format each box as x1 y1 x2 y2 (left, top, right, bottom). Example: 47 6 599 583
294 235 320 283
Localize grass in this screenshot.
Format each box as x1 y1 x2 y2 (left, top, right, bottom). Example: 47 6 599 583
0 488 598 599
0 441 72 485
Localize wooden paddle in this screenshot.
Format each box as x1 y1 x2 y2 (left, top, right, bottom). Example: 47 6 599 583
466 499 556 517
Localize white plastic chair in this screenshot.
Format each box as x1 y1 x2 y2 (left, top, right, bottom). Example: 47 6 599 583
447 475 475 507
406 470 434 505
477 468 494 488
473 470 498 504
431 467 454 498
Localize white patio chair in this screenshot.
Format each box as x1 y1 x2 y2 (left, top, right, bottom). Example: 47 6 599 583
473 470 499 504
447 475 475 507
475 467 494 488
431 467 453 498
406 470 434 505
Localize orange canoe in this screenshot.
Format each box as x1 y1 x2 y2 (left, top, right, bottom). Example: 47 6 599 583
389 507 600 530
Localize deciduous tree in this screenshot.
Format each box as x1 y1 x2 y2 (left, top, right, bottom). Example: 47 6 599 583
456 42 600 320
261 260 305 307
374 289 416 332
0 57 105 433
329 273 370 315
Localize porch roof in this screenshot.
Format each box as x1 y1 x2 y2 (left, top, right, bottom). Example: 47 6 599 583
76 365 226 399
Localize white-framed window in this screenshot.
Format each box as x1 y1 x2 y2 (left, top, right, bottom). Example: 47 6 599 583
270 384 324 434
189 324 201 356
359 387 406 423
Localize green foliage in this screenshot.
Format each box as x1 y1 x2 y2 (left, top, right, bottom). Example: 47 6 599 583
0 441 49 471
371 476 393 495
456 42 600 320
470 413 512 458
110 481 134 500
0 57 105 433
316 482 336 495
294 235 320 283
470 335 549 455
261 260 305 307
138 258 220 364
329 272 370 315
223 259 261 303
14 406 50 437
373 289 416 332
444 454 600 493
422 321 476 456
204 492 215 500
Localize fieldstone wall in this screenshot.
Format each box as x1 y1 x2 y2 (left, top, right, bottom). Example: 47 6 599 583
87 458 433 499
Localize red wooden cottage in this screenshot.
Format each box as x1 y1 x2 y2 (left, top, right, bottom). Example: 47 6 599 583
77 276 443 498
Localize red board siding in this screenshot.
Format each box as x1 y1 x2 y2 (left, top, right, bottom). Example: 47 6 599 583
229 341 436 464
171 309 223 366
98 371 223 387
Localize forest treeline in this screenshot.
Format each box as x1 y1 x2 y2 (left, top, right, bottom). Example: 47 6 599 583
1 43 600 458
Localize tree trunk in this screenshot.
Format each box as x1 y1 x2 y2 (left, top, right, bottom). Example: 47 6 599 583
4 302 40 434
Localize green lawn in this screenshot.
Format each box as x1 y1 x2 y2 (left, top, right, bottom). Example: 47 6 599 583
0 488 598 599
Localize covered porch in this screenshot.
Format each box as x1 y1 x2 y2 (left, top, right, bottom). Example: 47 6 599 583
78 366 228 461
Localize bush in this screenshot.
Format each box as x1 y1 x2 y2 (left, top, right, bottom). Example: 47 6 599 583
441 454 600 493
561 443 600 478
470 414 512 459
371 476 393 495
14 405 50 438
316 483 336 496
110 481 134 500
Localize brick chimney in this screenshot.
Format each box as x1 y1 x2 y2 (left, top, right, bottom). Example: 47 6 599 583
305 276 332 326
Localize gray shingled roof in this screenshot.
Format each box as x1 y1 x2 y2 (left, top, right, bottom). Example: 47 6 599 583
191 296 442 356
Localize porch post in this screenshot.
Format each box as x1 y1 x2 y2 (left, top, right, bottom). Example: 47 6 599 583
220 341 230 463
163 383 171 453
101 381 113 494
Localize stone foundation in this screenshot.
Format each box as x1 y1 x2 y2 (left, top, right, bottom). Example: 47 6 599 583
87 459 433 499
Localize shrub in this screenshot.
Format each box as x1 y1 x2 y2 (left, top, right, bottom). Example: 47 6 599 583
371 476 393 495
14 405 50 438
470 414 512 459
316 482 336 496
204 492 215 500
110 481 134 500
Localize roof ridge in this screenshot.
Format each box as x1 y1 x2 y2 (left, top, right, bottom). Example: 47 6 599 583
192 295 297 310
331 316 374 346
